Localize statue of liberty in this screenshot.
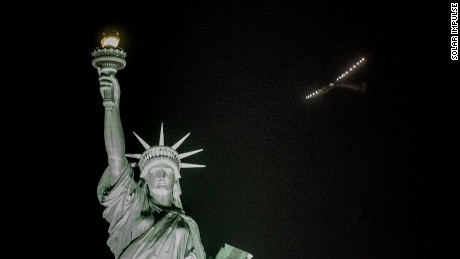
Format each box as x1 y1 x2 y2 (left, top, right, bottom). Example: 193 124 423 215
93 31 206 259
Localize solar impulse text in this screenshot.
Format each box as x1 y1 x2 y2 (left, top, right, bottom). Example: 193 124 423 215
452 3 458 60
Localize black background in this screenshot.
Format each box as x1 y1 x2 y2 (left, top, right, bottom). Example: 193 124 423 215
7 2 458 258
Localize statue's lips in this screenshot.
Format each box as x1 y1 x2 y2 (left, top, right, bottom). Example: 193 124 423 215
157 180 167 186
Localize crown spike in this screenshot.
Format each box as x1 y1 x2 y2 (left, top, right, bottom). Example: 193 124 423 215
133 132 150 150
126 154 142 159
180 163 206 168
179 149 203 159
159 123 164 146
172 133 190 150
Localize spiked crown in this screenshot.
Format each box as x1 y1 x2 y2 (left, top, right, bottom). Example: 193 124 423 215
126 123 205 179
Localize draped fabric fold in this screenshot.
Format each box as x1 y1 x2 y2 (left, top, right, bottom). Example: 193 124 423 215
97 166 206 259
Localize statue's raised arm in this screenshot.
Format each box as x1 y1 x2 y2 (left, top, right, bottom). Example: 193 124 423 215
98 73 128 186
94 32 207 259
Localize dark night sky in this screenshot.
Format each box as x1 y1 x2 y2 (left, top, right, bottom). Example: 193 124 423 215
11 1 458 258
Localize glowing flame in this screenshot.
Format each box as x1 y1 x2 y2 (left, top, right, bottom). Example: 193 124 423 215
100 31 120 48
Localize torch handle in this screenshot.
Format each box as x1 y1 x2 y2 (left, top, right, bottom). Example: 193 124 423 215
99 78 113 100
98 71 117 111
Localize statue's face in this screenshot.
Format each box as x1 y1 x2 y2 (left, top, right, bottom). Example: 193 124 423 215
144 165 175 193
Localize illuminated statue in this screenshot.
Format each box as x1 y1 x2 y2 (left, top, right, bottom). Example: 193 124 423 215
93 32 206 259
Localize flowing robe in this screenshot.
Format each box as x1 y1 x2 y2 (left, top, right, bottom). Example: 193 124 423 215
97 165 206 259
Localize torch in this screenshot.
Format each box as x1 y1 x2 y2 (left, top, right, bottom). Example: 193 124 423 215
91 30 126 106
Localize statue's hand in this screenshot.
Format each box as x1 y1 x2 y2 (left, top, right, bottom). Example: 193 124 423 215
98 74 120 106
185 250 197 259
